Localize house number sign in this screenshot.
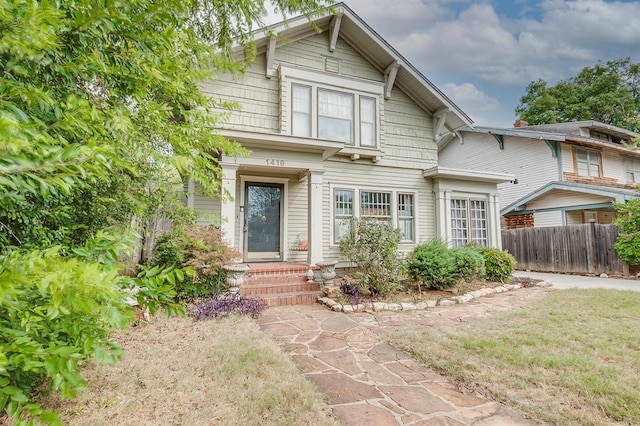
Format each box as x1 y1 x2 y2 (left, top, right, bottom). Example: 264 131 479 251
266 159 285 166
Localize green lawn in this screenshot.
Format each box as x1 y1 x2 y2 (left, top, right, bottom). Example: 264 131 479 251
389 289 640 426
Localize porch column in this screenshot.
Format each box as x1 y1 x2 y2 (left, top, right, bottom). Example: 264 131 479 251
220 163 239 248
489 194 502 249
433 182 451 245
307 170 324 265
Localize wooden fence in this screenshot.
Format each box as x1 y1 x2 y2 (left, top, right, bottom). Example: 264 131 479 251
501 223 629 276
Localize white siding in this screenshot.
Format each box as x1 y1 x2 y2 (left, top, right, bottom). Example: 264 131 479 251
191 182 222 227
526 190 612 210
381 87 435 169
276 33 384 82
533 211 563 227
439 133 558 209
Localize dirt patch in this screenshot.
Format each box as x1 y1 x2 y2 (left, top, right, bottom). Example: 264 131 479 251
39 315 338 426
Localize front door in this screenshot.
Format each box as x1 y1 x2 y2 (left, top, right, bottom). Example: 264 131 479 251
244 183 283 261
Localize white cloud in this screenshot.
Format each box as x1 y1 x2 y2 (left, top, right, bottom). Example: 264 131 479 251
342 0 640 86
441 82 501 123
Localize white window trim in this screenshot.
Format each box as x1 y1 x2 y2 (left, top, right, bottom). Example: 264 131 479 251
329 183 418 246
281 65 383 149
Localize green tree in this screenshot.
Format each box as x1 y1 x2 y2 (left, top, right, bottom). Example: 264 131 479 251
614 199 640 265
1 0 331 423
516 58 640 132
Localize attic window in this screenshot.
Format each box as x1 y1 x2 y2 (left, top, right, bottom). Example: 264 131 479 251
590 130 622 144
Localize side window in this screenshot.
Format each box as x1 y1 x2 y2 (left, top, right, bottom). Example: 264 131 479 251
334 189 354 243
397 193 414 242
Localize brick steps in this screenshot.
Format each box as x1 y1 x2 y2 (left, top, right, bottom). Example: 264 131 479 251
239 262 322 306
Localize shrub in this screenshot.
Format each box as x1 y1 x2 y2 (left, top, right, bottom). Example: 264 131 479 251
150 226 238 299
483 248 517 282
0 248 131 424
339 277 361 305
189 294 267 320
452 246 485 281
339 219 404 296
407 240 458 290
614 199 640 264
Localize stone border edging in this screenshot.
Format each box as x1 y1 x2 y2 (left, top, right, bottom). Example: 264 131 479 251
317 281 552 313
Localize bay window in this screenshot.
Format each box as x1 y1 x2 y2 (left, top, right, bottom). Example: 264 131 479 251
450 199 487 247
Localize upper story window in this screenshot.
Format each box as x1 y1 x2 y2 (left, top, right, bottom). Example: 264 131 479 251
282 66 383 148
318 89 354 143
624 158 640 183
292 84 311 137
574 148 601 177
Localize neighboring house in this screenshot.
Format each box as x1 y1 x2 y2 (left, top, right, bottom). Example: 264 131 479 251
439 120 640 229
189 3 512 265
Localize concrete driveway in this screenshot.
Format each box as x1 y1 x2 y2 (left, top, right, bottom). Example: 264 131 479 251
514 270 640 292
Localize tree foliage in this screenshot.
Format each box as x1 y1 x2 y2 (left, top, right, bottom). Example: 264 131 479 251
1 0 332 423
516 58 640 132
614 199 640 265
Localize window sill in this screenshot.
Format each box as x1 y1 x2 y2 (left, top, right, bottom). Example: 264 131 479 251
338 146 384 162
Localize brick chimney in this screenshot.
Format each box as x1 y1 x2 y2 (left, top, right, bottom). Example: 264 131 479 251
514 119 529 128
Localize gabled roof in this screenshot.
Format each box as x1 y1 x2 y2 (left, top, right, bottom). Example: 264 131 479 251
240 2 472 134
502 181 637 215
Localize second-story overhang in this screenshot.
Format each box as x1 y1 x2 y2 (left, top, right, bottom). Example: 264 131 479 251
423 166 515 184
218 128 343 160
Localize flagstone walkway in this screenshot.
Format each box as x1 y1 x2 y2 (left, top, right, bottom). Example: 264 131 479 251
259 286 552 425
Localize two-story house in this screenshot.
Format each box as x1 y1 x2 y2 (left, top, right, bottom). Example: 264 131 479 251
188 3 513 270
439 120 639 229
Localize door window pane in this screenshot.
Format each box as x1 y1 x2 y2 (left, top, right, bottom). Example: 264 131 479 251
318 89 353 143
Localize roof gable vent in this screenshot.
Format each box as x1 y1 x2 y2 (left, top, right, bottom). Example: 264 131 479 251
324 56 340 73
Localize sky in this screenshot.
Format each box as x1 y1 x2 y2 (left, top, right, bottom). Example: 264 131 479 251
265 0 640 128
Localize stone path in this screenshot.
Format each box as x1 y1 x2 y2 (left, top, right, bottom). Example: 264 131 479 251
259 286 552 425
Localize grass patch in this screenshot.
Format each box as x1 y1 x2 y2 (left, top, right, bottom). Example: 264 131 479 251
388 289 640 426
43 315 338 426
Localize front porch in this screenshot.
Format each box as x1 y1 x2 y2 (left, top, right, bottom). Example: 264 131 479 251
218 153 326 266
